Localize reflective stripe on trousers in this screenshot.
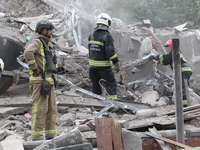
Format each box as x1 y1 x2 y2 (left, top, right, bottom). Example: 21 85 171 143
30 83 57 140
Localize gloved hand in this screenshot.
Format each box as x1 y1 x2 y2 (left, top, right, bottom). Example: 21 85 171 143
149 54 159 61
53 54 57 64
114 62 120 73
32 68 41 77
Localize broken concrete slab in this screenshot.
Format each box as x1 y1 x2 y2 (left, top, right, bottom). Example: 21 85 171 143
141 91 159 107
0 107 29 118
1 139 24 150
136 109 157 119
118 120 130 129
120 114 136 121
57 113 76 126
76 113 92 120
33 128 83 150
0 130 9 141
76 46 89 56
49 143 93 150
122 128 142 150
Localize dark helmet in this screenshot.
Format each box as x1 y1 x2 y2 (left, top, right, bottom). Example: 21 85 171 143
35 20 54 33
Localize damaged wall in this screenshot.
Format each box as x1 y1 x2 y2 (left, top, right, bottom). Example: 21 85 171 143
0 36 24 88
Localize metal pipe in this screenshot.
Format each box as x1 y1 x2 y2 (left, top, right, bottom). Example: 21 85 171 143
77 15 82 46
157 70 200 101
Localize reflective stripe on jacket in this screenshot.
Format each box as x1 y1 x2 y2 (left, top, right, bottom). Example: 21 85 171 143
88 29 119 67
24 34 54 85
158 52 192 73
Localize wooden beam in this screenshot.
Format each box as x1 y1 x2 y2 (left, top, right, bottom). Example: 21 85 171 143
95 118 124 150
145 132 192 149
164 104 200 116
149 127 172 150
86 122 95 131
0 77 13 95
142 138 200 150
172 38 184 144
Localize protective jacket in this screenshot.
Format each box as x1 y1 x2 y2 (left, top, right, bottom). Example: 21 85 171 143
157 52 192 73
88 28 119 67
88 26 118 99
24 35 55 85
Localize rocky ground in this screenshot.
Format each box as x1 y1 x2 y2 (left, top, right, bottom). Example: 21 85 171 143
0 0 200 149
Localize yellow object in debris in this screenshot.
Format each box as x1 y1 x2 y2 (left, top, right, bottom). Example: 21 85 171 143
0 58 4 72
153 60 158 72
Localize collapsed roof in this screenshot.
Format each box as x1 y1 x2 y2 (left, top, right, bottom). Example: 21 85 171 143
1 0 200 149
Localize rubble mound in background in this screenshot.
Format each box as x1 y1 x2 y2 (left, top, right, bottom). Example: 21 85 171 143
0 0 51 17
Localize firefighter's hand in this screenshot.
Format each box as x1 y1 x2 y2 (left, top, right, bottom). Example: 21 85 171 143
114 62 120 73
32 68 41 77
53 54 57 64
149 54 159 61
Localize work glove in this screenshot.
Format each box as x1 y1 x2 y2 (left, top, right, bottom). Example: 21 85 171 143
114 62 120 73
32 68 41 77
53 54 57 64
149 54 159 61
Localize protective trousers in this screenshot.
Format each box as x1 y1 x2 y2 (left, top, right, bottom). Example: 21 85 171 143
182 71 192 104
30 83 57 140
89 67 117 99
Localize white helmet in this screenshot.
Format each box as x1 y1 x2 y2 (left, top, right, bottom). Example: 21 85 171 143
96 13 112 27
0 58 4 72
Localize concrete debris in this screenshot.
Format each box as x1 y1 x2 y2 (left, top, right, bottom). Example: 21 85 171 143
136 109 157 119
0 0 200 149
33 128 83 150
122 129 142 150
57 113 76 126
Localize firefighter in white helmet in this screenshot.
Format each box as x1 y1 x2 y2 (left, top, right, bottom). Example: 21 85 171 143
88 13 120 100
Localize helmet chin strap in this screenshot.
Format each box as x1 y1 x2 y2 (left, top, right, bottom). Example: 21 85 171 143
41 29 50 38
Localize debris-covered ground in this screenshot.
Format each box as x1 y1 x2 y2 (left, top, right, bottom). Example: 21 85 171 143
0 0 200 149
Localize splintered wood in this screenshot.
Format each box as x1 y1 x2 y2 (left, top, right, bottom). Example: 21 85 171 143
95 118 124 150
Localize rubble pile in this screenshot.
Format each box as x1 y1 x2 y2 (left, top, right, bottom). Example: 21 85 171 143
0 0 200 149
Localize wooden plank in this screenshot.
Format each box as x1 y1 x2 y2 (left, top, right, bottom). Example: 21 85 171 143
111 119 123 150
149 127 172 150
95 118 112 150
0 77 13 96
183 108 200 115
142 138 200 150
172 39 185 144
86 122 95 131
164 104 200 116
1 139 24 150
145 132 192 149
95 118 124 150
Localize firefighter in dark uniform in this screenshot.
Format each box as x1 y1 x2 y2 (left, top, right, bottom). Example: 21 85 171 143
88 13 120 100
151 39 192 107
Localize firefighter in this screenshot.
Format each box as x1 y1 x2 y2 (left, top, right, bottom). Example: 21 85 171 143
151 39 192 107
88 13 120 100
24 20 57 141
